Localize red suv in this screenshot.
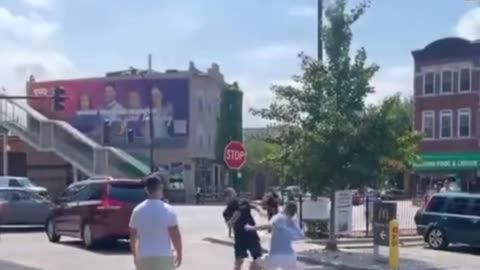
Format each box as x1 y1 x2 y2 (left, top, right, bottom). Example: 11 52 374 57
45 177 146 248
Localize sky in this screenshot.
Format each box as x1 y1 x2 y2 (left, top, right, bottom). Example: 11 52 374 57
0 0 479 127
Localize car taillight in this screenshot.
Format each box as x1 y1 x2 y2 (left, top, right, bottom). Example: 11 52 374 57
97 184 123 210
97 198 123 210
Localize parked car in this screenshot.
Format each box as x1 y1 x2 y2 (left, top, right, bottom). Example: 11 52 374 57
45 178 146 249
414 192 480 250
0 176 48 198
380 188 407 200
0 187 51 225
352 191 364 205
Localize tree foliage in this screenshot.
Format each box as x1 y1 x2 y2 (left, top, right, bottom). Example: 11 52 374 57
250 0 419 194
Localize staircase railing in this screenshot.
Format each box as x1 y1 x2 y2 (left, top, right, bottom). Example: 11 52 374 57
0 95 150 177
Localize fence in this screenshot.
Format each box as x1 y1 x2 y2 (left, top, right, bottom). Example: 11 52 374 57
289 193 423 239
350 195 422 237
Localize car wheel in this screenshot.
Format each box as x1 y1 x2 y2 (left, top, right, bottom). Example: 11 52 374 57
82 224 96 249
46 218 60 243
427 227 448 250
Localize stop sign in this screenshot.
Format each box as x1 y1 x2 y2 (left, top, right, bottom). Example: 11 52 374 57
224 141 247 170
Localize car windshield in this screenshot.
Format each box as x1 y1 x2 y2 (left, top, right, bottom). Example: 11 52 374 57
11 178 35 187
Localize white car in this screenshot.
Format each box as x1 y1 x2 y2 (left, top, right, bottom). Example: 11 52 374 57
0 176 48 198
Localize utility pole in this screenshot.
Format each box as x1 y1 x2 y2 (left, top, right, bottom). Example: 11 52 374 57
318 0 338 251
318 0 323 61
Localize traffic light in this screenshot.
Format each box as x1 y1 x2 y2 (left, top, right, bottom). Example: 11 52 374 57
127 128 134 143
103 120 111 144
53 86 67 111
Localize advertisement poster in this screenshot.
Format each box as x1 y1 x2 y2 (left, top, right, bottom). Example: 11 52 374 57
28 78 189 148
334 190 354 235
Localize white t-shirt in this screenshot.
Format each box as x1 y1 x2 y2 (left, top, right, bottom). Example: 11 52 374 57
129 199 178 257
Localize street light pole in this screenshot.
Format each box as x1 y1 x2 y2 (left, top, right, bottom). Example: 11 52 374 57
318 0 323 61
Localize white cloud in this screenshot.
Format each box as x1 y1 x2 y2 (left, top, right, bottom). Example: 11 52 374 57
21 0 56 11
232 43 412 127
0 6 76 93
369 65 412 104
455 7 480 40
0 8 58 44
241 44 304 61
288 6 316 18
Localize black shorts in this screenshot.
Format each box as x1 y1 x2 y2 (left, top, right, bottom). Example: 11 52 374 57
234 238 263 260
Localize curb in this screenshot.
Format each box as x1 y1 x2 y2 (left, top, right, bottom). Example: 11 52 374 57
203 237 373 270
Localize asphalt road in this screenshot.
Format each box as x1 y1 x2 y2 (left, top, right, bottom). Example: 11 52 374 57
0 206 330 270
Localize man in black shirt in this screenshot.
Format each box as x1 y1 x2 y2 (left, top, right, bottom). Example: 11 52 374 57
223 188 263 270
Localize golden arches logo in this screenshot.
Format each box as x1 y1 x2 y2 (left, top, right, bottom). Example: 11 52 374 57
378 208 389 222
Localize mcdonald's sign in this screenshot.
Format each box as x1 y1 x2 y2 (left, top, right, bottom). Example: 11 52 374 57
373 202 397 224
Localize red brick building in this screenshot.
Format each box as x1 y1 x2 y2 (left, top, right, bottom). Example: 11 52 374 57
412 37 480 193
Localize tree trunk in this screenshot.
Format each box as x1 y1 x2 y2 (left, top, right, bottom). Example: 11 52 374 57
325 190 338 251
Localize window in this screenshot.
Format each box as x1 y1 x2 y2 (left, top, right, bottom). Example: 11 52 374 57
198 135 204 146
440 110 452 138
198 98 204 112
445 197 470 215
441 71 453 93
458 108 471 138
109 184 146 204
422 111 434 139
207 134 212 146
460 68 471 92
424 72 435 95
8 179 22 187
467 199 480 216
58 184 87 203
425 196 446 212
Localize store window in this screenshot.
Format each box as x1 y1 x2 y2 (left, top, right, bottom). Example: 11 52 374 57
440 110 452 138
422 111 434 139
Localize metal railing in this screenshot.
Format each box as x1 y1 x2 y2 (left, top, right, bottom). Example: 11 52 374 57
0 96 150 177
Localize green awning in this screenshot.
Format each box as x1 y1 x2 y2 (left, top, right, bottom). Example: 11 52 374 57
413 153 480 171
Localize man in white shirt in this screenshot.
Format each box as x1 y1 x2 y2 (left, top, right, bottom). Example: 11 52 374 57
129 176 183 270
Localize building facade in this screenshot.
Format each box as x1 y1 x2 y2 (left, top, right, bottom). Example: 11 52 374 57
412 37 480 193
26 62 226 201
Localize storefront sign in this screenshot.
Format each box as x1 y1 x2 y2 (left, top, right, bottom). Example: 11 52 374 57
414 159 480 170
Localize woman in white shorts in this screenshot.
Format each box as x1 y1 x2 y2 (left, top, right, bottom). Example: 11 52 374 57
245 202 304 270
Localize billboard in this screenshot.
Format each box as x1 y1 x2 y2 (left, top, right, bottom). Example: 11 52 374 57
28 78 190 148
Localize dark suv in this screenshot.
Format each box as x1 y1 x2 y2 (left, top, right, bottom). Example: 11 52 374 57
414 192 480 250
45 177 146 248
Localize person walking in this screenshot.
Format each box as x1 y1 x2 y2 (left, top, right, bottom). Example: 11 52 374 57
245 201 304 270
223 187 264 270
129 176 183 270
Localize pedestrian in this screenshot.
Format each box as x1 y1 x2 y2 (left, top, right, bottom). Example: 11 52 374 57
245 201 304 270
129 176 183 270
195 186 202 205
223 187 265 270
265 191 280 222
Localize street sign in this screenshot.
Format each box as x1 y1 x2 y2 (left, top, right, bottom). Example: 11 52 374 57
223 141 247 170
373 202 397 247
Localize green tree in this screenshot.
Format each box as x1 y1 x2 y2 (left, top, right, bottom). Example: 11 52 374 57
215 83 244 189
360 95 420 187
251 0 397 249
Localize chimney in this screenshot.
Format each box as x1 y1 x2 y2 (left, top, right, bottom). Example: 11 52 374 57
29 75 35 83
189 61 196 71
207 63 223 82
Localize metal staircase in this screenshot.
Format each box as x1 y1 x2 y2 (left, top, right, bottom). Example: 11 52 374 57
0 95 150 178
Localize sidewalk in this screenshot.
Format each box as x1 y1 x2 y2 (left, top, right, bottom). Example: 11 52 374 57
204 234 441 270
0 260 42 270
